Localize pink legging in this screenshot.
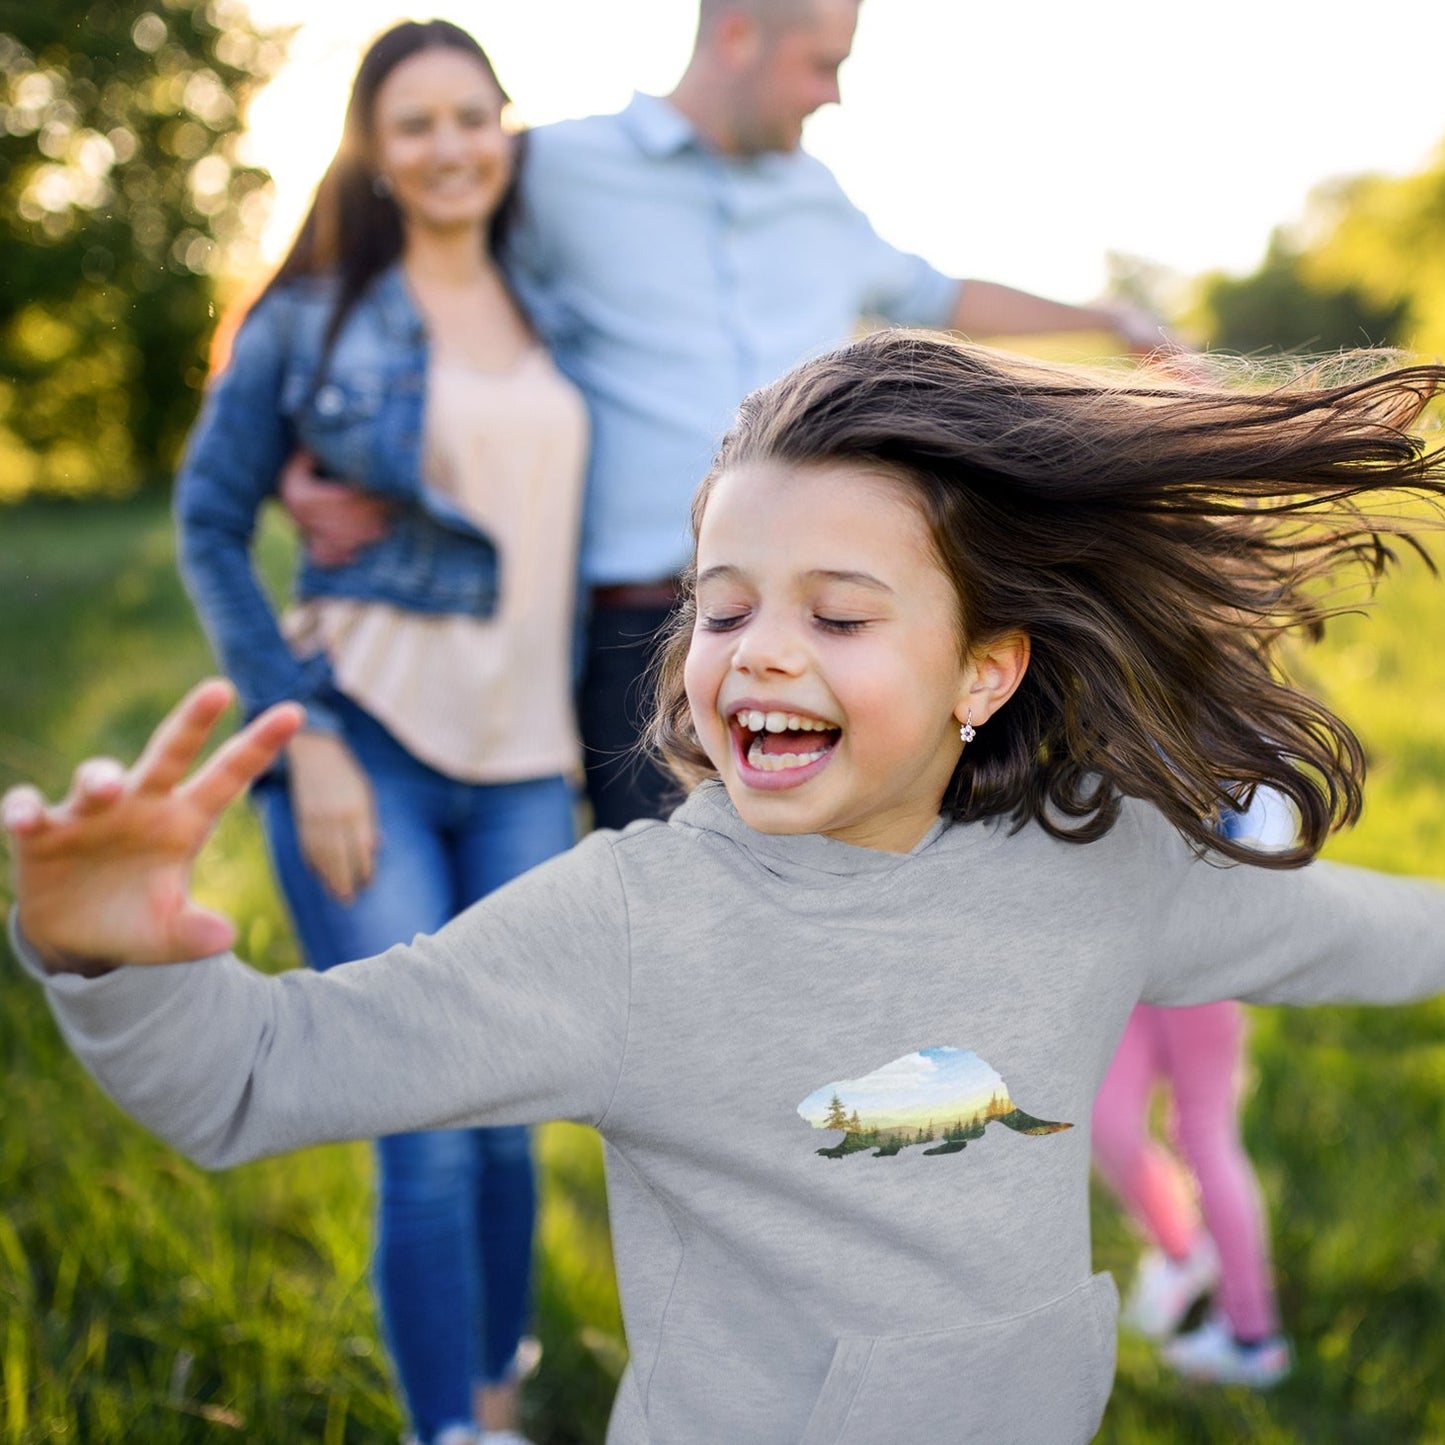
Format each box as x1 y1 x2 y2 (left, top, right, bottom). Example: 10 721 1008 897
1092 1002 1279 1339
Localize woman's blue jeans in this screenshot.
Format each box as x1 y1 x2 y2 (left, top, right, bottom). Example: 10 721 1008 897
254 695 576 1442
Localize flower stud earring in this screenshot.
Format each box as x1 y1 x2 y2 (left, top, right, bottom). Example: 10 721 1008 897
959 710 976 744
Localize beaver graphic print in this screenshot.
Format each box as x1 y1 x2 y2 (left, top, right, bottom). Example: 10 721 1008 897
798 1046 1072 1159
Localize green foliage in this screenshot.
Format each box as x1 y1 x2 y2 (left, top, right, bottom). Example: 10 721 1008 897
1187 149 1445 360
0 2 285 500
1195 232 1409 356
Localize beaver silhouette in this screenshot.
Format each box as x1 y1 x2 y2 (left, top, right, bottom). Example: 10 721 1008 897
797 1046 1072 1159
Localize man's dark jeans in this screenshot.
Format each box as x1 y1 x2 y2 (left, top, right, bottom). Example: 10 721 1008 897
579 599 684 831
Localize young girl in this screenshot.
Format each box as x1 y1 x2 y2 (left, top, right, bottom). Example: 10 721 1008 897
10 333 1445 1445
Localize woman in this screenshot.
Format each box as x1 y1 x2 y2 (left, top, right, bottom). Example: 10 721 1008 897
175 21 586 1445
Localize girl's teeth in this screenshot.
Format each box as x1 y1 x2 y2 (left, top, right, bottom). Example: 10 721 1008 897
736 710 832 733
746 736 829 771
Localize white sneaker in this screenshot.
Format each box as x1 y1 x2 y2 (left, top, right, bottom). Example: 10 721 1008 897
1121 1237 1220 1341
1163 1316 1292 1388
437 1429 479 1445
511 1334 543 1381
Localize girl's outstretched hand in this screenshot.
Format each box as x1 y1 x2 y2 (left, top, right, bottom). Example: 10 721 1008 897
2 680 304 975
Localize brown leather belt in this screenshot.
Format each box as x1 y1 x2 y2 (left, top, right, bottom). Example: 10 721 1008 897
591 580 681 610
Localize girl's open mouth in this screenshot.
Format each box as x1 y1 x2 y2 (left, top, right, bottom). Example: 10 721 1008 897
728 707 841 788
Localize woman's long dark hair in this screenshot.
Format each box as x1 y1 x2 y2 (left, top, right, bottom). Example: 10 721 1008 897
647 332 1445 866
255 19 519 363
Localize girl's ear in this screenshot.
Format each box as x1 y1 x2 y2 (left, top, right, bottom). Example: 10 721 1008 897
956 631 1030 727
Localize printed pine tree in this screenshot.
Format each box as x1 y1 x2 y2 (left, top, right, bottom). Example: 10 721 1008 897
848 1109 862 1134
823 1094 850 1131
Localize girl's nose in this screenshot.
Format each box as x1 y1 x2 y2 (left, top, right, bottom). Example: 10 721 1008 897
731 618 804 675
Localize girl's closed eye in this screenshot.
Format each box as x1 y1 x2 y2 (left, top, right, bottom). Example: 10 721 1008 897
699 611 749 632
814 615 871 635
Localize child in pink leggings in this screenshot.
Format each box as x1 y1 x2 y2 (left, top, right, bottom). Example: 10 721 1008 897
1092 788 1294 1387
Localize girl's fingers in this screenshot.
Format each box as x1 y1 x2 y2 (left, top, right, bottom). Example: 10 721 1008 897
131 679 236 796
1 784 51 835
168 902 238 961
182 702 305 816
67 758 127 816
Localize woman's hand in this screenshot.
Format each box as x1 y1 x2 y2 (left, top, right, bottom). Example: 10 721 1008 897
285 730 377 903
2 680 303 975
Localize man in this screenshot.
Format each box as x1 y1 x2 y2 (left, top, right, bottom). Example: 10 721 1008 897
286 0 1166 829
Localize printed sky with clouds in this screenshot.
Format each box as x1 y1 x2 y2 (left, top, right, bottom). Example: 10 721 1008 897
798 1047 1009 1132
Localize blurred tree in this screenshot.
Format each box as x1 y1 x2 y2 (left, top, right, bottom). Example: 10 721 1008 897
1194 229 1409 358
1299 159 1445 357
0 1 286 499
1105 250 1190 326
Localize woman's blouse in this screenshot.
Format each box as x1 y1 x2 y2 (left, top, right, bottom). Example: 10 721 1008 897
285 349 588 782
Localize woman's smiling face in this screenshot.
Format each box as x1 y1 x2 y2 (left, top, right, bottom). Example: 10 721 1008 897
684 460 985 853
370 47 513 235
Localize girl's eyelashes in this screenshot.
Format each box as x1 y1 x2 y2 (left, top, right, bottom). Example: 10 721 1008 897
698 612 748 632
696 612 873 635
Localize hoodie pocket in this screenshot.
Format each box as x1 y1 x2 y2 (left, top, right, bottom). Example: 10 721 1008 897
800 1271 1118 1445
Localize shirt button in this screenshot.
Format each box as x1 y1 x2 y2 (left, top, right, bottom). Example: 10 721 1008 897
314 383 346 417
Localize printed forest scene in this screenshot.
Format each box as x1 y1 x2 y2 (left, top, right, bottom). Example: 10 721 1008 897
798 1046 1073 1159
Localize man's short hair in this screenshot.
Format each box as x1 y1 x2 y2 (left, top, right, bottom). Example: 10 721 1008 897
698 0 845 38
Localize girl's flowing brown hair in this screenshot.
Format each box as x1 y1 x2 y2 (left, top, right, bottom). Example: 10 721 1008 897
647 331 1445 866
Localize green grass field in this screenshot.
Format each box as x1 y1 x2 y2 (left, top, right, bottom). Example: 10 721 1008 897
2 497 1444 1443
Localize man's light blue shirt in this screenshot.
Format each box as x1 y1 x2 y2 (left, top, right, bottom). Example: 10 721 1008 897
506 93 960 587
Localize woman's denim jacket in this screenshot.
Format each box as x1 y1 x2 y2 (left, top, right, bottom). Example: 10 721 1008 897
174 264 499 736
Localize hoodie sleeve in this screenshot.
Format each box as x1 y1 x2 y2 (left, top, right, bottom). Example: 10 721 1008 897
1124 802 1445 1007
13 831 632 1168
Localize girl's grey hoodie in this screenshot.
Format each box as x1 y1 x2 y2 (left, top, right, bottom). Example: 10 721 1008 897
17 783 1445 1443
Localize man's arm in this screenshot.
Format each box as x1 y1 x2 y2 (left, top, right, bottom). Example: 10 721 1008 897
279 451 393 568
949 279 1176 356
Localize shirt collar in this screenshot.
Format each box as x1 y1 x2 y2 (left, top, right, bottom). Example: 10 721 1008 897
619 91 699 159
